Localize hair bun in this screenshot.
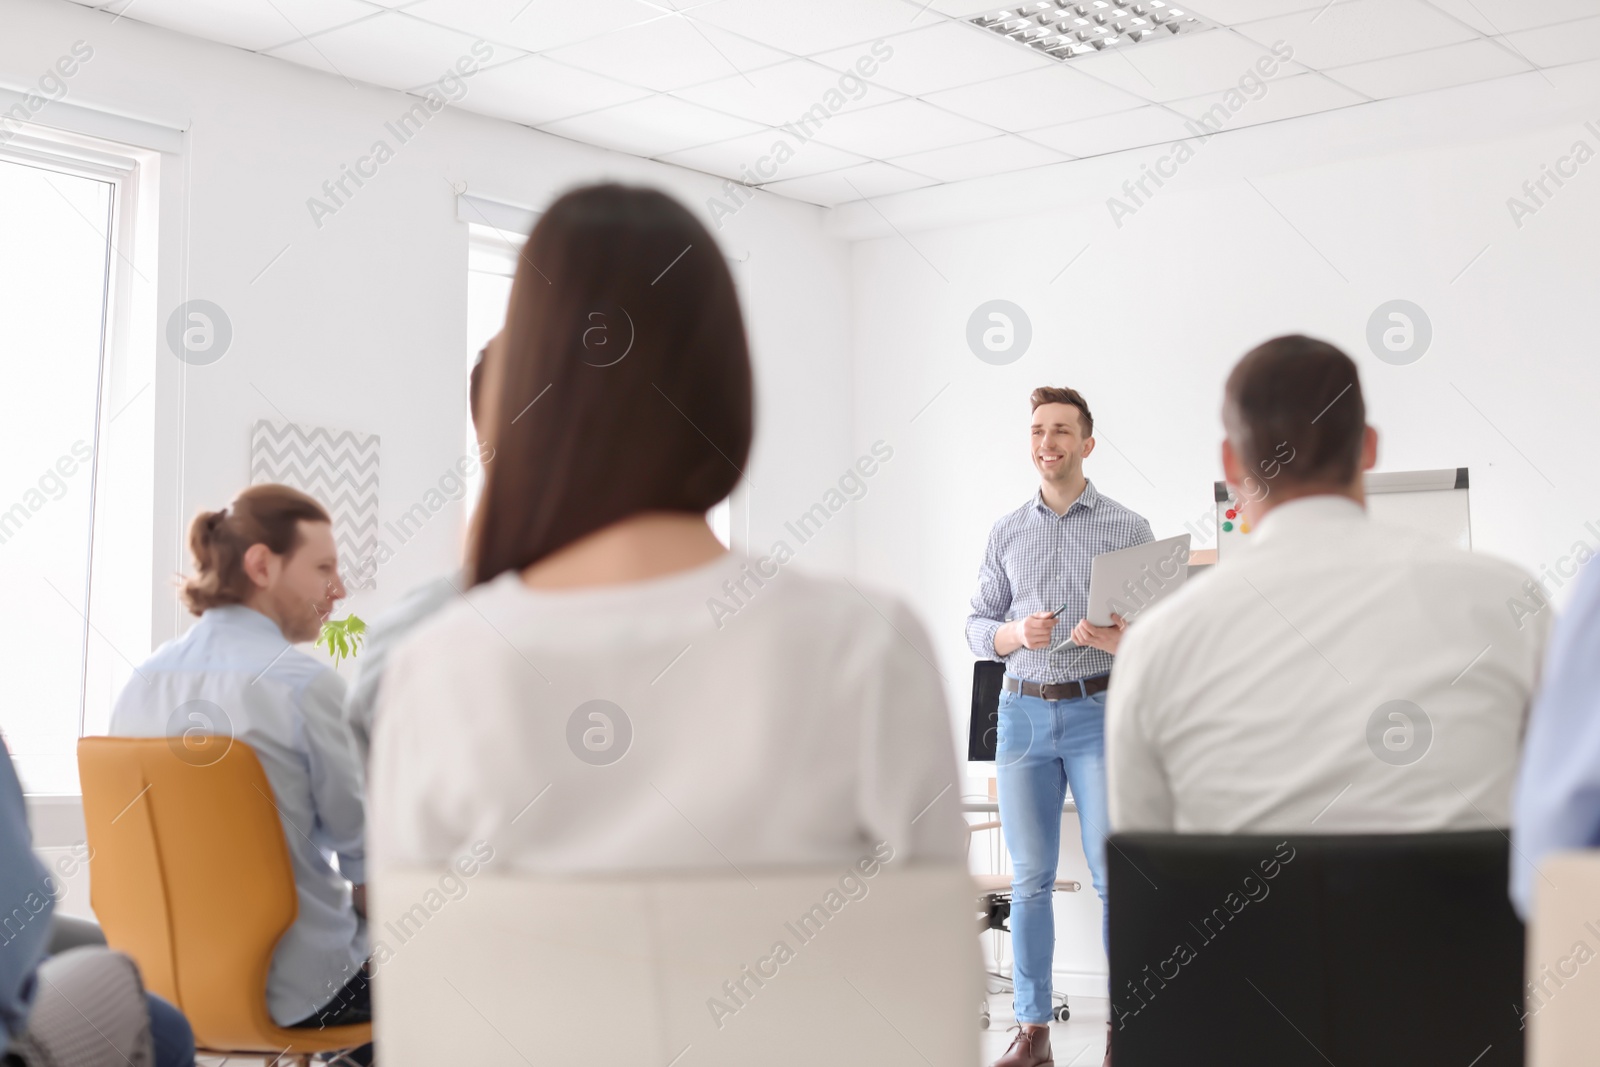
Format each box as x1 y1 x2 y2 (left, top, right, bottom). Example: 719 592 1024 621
205 508 229 532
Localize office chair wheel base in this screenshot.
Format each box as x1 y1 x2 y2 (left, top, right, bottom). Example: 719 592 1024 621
1053 1004 1071 1022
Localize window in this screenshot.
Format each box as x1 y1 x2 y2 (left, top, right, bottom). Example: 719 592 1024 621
466 223 515 518
464 221 734 548
0 122 157 797
0 154 113 793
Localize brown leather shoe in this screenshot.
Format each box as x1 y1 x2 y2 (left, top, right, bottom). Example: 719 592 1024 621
993 1023 1052 1067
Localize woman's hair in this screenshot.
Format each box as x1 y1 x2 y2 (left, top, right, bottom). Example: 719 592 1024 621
469 183 753 586
181 483 331 615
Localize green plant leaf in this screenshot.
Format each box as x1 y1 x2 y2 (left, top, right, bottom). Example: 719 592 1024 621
317 614 367 666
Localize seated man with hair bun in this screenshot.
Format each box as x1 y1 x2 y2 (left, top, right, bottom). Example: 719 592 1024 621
109 483 373 1065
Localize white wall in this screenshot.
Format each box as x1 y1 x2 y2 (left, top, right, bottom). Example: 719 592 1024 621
3 0 862 924
14 0 1600 996
2 0 859 666
848 66 1600 988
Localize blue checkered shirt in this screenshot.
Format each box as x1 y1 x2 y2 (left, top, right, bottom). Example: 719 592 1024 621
966 481 1154 683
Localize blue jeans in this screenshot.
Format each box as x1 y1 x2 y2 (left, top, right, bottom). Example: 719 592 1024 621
995 683 1110 1025
147 993 195 1067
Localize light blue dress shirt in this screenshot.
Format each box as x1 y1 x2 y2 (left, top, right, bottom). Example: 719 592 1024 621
0 739 53 1054
1511 561 1600 919
343 572 463 766
110 605 367 1025
966 481 1154 683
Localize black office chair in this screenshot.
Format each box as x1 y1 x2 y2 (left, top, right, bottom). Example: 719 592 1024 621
1106 830 1525 1066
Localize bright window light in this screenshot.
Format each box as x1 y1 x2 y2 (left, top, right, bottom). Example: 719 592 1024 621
0 157 112 794
465 223 518 533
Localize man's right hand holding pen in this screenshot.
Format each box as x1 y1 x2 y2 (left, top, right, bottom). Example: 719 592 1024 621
992 602 1072 655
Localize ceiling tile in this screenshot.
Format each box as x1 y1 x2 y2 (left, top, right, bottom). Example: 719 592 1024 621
671 59 903 126
813 21 1051 96
906 0 1003 17
1025 104 1197 156
448 55 653 126
692 0 935 55
401 0 666 54
542 15 790 92
1324 38 1531 98
265 11 526 89
657 129 871 183
803 97 1000 156
1065 28 1304 102
890 133 1072 181
1167 71 1366 129
1180 1 1320 23
1233 0 1478 69
1424 0 1600 35
923 64 1146 131
761 161 940 206
1502 15 1600 68
96 0 375 52
539 94 765 157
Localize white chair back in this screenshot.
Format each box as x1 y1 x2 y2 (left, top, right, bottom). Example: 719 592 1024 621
1527 851 1600 1066
371 863 980 1066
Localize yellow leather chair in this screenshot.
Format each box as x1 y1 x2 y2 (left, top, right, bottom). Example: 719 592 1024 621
78 735 370 1066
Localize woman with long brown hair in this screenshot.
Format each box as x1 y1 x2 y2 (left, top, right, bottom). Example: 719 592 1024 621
369 184 963 881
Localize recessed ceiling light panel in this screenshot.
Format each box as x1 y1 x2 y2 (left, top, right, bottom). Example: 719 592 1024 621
968 2 1216 61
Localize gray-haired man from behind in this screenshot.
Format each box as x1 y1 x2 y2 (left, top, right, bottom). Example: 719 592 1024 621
1109 335 1550 837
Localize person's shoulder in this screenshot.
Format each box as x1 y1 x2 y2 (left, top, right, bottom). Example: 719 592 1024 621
989 497 1036 531
1378 523 1533 589
367 572 463 646
136 630 187 670
1124 562 1228 645
262 643 345 703
1564 558 1600 615
390 572 511 658
739 565 928 651
383 571 557 691
380 572 463 623
1088 486 1148 527
1443 545 1538 592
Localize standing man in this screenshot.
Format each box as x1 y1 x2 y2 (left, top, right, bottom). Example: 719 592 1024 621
968 387 1152 1067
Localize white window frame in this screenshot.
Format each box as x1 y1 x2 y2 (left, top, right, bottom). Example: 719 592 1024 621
2 122 162 845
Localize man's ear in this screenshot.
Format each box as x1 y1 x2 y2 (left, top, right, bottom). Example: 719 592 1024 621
240 542 277 590
1221 437 1244 488
1360 425 1378 472
1081 435 1096 460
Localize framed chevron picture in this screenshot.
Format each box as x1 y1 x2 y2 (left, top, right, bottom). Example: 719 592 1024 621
250 420 381 591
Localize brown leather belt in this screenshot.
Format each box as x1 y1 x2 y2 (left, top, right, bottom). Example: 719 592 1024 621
1003 673 1110 701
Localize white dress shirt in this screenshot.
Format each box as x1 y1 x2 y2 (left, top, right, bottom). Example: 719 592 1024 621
109 605 367 1025
370 553 967 876
1109 496 1550 834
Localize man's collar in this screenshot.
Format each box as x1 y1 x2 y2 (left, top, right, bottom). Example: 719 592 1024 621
1033 479 1099 517
203 603 289 640
1252 494 1365 544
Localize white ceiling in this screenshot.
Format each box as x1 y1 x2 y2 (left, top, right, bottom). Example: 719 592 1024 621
66 0 1600 207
